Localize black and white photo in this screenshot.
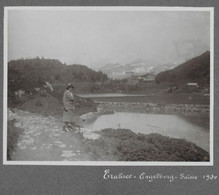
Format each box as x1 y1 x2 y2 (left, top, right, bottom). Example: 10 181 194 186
4 7 214 165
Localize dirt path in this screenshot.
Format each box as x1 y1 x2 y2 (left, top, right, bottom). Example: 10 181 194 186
9 110 94 161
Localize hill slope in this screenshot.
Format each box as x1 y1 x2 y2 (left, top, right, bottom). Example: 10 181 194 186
155 51 210 87
8 58 109 97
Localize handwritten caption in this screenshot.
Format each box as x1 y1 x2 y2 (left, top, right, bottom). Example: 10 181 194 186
103 169 217 183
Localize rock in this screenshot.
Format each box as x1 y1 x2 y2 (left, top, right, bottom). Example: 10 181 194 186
14 121 23 128
8 109 16 120
78 112 99 124
80 128 101 140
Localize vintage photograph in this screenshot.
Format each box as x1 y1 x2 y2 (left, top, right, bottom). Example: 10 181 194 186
4 7 213 165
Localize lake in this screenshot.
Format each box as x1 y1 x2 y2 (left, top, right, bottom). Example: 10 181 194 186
78 93 149 98
82 112 209 152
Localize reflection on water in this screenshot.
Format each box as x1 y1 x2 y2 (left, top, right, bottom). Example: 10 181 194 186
179 115 210 130
82 112 210 152
78 93 147 98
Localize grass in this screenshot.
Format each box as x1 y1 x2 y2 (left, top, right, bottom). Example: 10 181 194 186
88 129 209 162
7 120 23 160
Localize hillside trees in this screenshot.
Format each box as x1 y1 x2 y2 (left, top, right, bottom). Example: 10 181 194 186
8 58 109 95
155 51 210 87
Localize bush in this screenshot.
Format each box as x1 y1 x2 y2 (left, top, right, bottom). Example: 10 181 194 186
7 120 23 160
35 100 43 107
98 129 209 162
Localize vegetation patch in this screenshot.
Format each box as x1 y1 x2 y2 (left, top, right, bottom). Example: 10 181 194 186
35 100 43 107
15 92 97 117
7 120 23 160
89 129 209 162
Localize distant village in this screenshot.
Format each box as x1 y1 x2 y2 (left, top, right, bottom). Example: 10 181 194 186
126 71 156 82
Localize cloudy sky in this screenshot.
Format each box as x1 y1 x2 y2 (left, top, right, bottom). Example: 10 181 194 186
7 8 211 68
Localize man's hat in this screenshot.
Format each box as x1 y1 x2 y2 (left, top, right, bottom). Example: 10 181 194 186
66 83 74 89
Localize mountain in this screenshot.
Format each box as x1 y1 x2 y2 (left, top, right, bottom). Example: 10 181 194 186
155 51 210 87
98 59 178 79
98 63 125 79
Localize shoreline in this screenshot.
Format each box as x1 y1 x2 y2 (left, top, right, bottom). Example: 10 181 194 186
97 101 210 117
88 93 210 105
7 108 209 161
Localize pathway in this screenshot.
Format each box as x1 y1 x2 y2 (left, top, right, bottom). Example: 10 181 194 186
9 109 94 161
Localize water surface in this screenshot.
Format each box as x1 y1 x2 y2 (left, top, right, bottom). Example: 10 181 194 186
82 112 209 152
78 93 149 98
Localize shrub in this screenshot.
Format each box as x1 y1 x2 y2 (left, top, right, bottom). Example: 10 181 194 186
35 100 43 107
7 120 23 160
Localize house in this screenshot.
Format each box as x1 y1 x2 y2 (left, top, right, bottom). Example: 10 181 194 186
127 78 138 86
186 82 200 93
187 83 199 87
126 71 135 78
138 73 156 82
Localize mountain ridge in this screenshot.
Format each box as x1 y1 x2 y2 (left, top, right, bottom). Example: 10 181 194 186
98 59 179 79
155 51 210 87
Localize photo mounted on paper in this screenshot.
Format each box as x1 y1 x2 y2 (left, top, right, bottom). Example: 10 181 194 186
3 7 214 166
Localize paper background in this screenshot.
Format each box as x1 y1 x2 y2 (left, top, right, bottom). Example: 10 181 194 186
1 0 218 194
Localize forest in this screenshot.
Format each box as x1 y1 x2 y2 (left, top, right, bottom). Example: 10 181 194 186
8 57 109 97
